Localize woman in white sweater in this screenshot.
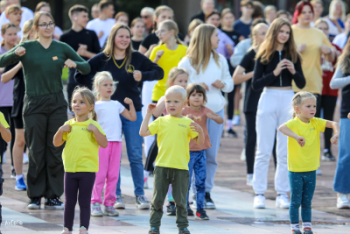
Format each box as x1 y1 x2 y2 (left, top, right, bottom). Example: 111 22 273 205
178 24 233 209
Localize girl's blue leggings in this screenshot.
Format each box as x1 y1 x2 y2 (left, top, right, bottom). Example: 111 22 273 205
289 170 316 224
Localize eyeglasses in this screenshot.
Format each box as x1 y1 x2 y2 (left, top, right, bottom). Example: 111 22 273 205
141 15 150 19
156 29 168 35
38 22 55 29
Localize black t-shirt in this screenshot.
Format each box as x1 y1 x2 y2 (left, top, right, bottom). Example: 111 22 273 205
132 40 142 51
190 11 205 23
60 28 101 83
140 32 185 50
239 49 262 113
4 63 24 117
341 73 350 118
221 30 241 47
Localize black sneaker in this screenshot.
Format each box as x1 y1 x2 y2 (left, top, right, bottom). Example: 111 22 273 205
148 227 160 234
44 197 64 210
322 152 336 161
195 209 209 220
227 129 238 138
179 228 191 234
204 192 216 209
187 205 194 216
11 168 16 179
166 202 176 216
27 197 41 210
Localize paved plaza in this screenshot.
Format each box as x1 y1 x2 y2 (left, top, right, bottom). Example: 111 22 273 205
1 117 349 233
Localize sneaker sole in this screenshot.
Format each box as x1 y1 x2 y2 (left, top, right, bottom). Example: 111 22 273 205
166 212 176 216
15 186 27 191
113 204 125 209
27 205 40 210
254 205 265 209
91 213 103 217
337 204 350 209
103 213 119 216
321 156 335 161
276 205 290 209
203 205 216 210
195 216 209 220
10 175 16 179
136 204 150 210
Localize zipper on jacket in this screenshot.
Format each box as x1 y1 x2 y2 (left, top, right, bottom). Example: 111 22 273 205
278 51 282 87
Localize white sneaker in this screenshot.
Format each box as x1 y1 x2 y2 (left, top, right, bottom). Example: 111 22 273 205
103 206 119 216
254 195 265 209
240 149 246 161
276 194 290 209
316 169 322 175
246 174 253 186
337 193 350 209
113 195 125 209
233 115 240 126
23 152 29 164
91 203 103 217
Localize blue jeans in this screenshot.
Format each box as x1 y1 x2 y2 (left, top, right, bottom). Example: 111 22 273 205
289 171 316 224
333 118 350 194
187 150 206 210
116 111 144 196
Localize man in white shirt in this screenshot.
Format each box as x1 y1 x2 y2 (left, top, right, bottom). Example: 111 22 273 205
0 0 33 31
87 0 115 48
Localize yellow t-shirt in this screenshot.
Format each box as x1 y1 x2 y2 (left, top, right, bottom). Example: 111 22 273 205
0 112 9 129
148 115 198 170
62 118 105 173
292 25 333 94
285 117 327 172
150 44 187 101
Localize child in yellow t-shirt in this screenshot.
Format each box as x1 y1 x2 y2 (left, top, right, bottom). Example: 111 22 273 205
53 88 107 234
279 91 340 234
140 85 204 234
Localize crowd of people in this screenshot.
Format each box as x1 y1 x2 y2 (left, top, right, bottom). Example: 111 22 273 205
0 0 350 234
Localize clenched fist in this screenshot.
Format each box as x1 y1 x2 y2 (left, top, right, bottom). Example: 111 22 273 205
15 46 26 56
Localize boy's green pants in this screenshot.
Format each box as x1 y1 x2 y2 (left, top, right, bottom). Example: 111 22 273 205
150 166 189 229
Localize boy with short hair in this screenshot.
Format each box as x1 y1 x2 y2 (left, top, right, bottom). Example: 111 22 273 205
233 0 254 39
2 4 22 41
140 85 204 234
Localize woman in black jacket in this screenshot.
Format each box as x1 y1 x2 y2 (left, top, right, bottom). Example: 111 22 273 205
251 18 305 209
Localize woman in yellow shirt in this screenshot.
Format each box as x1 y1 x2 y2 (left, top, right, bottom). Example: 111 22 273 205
150 19 187 102
279 91 339 234
53 88 107 234
292 1 335 117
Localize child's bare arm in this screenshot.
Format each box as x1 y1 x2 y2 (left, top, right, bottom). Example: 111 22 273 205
326 120 340 145
278 124 305 147
53 124 71 147
206 112 224 124
0 123 11 143
121 98 137 121
87 124 108 148
153 100 165 118
348 112 350 119
190 122 205 146
140 104 157 137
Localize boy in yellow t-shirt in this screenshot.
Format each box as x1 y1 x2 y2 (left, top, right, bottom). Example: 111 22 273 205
140 85 204 234
279 92 339 234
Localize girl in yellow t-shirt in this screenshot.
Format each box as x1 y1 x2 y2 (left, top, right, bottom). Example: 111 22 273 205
53 88 107 234
150 19 187 102
278 91 339 234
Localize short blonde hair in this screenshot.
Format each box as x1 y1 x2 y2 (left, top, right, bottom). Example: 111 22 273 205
329 0 346 21
165 85 187 101
5 4 22 15
93 71 118 101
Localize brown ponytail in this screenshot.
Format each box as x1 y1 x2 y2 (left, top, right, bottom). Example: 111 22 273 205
71 87 97 121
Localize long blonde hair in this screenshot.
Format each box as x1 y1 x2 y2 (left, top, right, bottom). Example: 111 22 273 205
256 18 300 64
158 20 181 44
72 87 97 121
186 24 220 74
103 24 133 72
21 20 34 42
329 0 346 21
251 23 268 49
292 91 316 118
338 37 350 74
93 71 118 101
153 6 174 32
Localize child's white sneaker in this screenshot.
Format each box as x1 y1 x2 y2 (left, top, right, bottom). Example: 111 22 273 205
79 226 88 234
337 193 350 209
254 195 265 209
276 194 290 209
91 203 103 217
103 206 119 216
61 227 72 234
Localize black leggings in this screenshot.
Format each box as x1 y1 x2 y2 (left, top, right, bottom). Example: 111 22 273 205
227 88 236 120
64 172 95 231
320 95 337 152
0 107 15 166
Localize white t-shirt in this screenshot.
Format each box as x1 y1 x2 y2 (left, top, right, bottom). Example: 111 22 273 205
333 32 348 49
0 6 33 41
95 100 125 141
87 18 115 47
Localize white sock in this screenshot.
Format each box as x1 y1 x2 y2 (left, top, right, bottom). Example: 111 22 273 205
226 119 233 129
291 223 300 231
16 174 23 181
144 170 149 179
303 222 312 230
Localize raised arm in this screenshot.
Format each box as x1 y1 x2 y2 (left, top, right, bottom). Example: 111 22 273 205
75 55 100 89
139 53 164 81
190 122 204 146
0 44 23 67
53 124 71 147
140 104 157 137
1 62 22 84
121 98 137 121
278 124 305 147
326 120 340 145
64 44 91 75
330 67 350 89
153 98 166 118
87 124 107 148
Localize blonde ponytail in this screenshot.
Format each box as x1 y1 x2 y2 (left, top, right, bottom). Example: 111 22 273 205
92 71 117 101
292 91 317 118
